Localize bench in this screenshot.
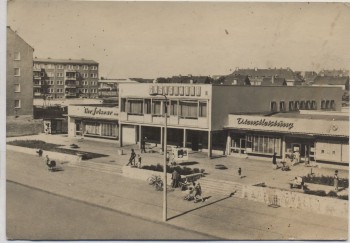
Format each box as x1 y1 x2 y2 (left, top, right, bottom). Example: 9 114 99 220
179 173 203 190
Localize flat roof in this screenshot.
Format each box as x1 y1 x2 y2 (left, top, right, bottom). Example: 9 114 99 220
270 112 349 121
34 58 98 65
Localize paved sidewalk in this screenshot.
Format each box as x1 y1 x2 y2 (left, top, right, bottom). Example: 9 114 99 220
7 134 349 195
6 151 348 240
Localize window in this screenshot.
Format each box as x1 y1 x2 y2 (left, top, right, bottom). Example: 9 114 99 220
121 98 126 112
144 99 151 114
90 73 97 78
330 100 335 110
14 100 21 108
14 51 20 60
82 73 88 78
270 101 277 112
91 66 98 70
279 101 285 112
325 100 330 109
67 65 74 70
199 102 207 117
311 100 317 110
14 84 20 92
128 100 143 114
47 72 54 77
75 65 80 70
34 63 41 69
305 101 311 110
246 135 281 155
57 65 63 69
101 123 117 137
57 88 63 93
294 101 300 111
46 64 54 69
83 81 88 86
300 101 305 110
85 122 100 135
153 100 162 115
57 72 63 77
179 101 198 118
14 68 20 76
83 65 88 70
289 101 294 111
170 100 178 116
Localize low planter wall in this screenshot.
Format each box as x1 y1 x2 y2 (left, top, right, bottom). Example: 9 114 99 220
122 166 172 185
242 184 348 218
7 144 80 164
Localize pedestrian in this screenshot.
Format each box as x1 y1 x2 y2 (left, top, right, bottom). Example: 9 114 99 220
137 154 142 168
126 149 136 166
171 169 179 188
194 182 204 203
141 137 147 153
334 170 339 191
36 149 43 157
272 152 277 169
238 167 242 178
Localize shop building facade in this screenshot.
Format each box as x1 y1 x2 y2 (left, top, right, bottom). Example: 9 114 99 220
225 112 349 165
118 83 343 157
68 104 119 140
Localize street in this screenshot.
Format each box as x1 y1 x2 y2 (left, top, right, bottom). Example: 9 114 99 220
6 181 212 240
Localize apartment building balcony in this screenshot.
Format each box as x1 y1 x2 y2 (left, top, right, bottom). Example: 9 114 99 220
33 82 42 88
34 92 42 97
33 67 41 72
65 82 77 88
64 70 77 80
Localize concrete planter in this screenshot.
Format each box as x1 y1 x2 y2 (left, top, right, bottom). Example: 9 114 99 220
242 184 348 218
122 165 172 185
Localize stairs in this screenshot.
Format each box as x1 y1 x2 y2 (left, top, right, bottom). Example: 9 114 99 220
199 177 244 198
68 160 123 175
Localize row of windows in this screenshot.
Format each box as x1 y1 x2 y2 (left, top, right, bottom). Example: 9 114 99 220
34 63 98 70
270 100 336 112
121 99 208 118
41 72 98 78
36 79 99 86
81 89 98 93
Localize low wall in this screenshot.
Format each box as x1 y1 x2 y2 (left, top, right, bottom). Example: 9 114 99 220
122 166 172 185
242 184 348 218
7 145 80 164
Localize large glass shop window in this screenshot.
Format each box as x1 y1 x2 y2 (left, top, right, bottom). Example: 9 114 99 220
128 100 143 114
85 122 100 135
246 135 281 155
101 123 117 137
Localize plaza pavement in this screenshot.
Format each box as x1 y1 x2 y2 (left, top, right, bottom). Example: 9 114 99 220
6 150 348 240
6 133 349 195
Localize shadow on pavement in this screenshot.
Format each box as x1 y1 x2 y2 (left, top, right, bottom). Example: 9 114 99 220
167 194 234 221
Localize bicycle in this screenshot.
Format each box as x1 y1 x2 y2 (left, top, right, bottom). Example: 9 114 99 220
147 175 164 191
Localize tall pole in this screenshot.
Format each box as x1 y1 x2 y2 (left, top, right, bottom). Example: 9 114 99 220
163 95 167 222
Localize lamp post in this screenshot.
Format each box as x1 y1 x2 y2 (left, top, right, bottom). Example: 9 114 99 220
150 93 168 222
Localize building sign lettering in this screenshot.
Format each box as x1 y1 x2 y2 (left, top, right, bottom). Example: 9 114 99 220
237 118 294 130
84 107 114 116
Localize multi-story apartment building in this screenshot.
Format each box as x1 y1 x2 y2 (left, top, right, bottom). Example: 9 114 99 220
6 26 34 117
33 58 99 99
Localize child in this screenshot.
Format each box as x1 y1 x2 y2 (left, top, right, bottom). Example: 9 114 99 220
238 168 242 178
137 154 142 168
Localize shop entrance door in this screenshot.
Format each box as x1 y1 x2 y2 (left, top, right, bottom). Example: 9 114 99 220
75 121 82 136
291 143 310 162
239 139 246 154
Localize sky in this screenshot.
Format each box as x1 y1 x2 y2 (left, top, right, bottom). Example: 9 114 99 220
6 1 350 79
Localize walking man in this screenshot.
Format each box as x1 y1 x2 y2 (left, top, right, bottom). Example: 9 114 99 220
127 149 136 166
272 152 277 169
171 169 179 188
141 137 147 153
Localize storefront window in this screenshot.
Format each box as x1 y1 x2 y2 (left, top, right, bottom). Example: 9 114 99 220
270 101 277 112
289 101 294 111
101 123 117 137
85 122 100 135
246 135 281 155
120 98 126 112
279 101 285 112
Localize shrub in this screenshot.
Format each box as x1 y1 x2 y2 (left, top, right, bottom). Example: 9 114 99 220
141 164 204 175
193 168 200 173
327 191 338 198
303 175 349 188
337 195 348 200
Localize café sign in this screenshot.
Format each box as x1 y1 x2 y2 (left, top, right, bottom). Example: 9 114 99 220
69 105 118 120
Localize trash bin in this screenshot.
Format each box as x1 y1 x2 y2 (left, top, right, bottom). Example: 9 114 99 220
117 149 123 155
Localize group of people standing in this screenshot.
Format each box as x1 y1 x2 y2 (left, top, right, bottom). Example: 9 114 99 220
126 149 142 168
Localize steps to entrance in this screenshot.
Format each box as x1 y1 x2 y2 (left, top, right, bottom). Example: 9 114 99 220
199 177 244 198
68 160 123 175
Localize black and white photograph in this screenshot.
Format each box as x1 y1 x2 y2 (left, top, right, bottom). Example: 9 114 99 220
1 0 349 241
